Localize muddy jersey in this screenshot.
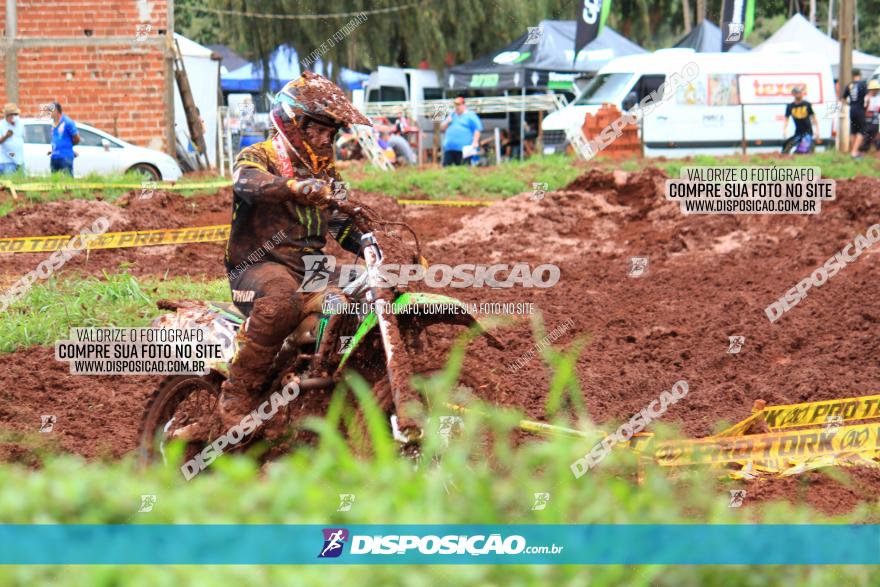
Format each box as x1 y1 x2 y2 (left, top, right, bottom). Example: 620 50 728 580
226 138 362 276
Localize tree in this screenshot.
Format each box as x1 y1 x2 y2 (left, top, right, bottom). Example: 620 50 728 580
173 0 880 81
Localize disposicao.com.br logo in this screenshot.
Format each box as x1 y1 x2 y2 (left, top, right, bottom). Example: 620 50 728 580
318 528 563 558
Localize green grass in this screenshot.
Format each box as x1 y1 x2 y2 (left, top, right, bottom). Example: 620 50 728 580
0 369 876 584
0 271 228 353
1 152 875 215
342 150 880 201
617 150 880 180
345 153 584 200
0 275 878 583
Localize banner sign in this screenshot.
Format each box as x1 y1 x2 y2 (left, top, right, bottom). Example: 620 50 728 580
575 0 611 60
720 0 755 52
0 524 878 564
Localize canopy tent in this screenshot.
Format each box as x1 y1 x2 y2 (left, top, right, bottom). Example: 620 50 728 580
221 45 369 93
207 44 249 74
446 20 646 92
173 34 220 168
673 20 750 53
754 14 880 77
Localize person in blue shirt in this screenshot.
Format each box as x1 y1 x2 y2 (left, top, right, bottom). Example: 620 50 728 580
48 102 80 175
0 103 24 175
440 95 482 166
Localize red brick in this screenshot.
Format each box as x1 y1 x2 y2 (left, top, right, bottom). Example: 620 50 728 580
8 1 170 150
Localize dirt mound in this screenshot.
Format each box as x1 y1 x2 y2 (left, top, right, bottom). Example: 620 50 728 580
0 190 233 281
2 166 880 513
565 167 667 210
0 346 155 461
0 187 404 282
1 199 129 238
564 169 619 192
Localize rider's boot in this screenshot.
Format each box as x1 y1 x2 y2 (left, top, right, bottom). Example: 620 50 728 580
218 294 303 431
218 336 282 430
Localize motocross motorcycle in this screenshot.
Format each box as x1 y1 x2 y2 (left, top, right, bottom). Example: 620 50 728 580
138 198 503 466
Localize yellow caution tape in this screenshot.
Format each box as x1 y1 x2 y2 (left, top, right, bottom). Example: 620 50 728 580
0 225 229 254
655 421 880 466
445 403 592 439
713 410 765 437
0 179 230 193
445 402 653 442
759 394 880 430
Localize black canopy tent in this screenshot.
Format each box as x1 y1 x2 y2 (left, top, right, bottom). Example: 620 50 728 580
446 20 646 93
445 20 645 159
672 20 750 53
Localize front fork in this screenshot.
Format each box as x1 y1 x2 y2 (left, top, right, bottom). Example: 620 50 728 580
361 234 423 441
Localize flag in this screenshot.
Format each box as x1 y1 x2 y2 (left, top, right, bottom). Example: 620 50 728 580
720 0 755 52
575 0 611 62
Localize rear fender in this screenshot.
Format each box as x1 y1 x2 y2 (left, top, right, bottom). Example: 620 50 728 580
150 305 240 370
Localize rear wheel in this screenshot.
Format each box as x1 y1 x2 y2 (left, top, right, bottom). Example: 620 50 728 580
138 373 223 466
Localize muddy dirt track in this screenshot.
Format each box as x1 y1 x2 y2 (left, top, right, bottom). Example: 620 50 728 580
0 168 878 514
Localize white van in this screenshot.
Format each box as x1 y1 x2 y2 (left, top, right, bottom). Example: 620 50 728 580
364 66 444 126
542 49 835 157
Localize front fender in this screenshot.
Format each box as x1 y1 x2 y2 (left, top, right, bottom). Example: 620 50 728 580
337 292 504 370
391 292 504 349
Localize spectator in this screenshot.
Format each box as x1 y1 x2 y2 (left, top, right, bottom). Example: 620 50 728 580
844 71 868 157
440 95 481 166
857 79 880 158
395 108 418 136
782 87 820 153
373 116 417 165
48 102 80 175
0 103 23 176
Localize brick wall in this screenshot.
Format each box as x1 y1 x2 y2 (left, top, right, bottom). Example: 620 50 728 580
1 0 171 152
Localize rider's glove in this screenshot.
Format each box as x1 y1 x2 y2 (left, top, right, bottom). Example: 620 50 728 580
287 178 333 207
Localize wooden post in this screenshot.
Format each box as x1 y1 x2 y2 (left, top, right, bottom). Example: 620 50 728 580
839 0 854 151
433 121 441 165
537 109 544 154
682 0 693 33
5 0 18 103
828 0 835 34
519 86 525 161
164 1 176 157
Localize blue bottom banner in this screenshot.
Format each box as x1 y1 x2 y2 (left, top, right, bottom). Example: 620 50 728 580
0 524 878 564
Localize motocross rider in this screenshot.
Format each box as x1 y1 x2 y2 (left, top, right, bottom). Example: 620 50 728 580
220 71 372 429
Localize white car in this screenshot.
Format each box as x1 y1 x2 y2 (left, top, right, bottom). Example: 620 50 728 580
21 118 183 180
